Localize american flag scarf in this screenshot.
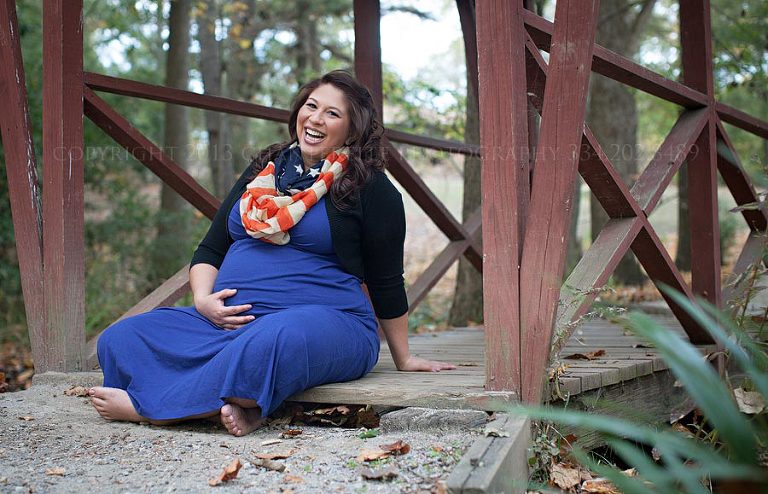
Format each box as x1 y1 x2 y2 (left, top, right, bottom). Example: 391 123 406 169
239 144 349 245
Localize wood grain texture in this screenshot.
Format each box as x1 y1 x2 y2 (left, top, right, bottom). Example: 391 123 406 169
630 109 708 213
384 128 478 156
41 0 85 371
287 321 715 411
0 0 46 369
716 102 768 140
475 0 531 395
446 414 531 494
522 9 706 108
86 72 478 157
525 5 767 141
85 72 290 122
84 88 219 219
519 0 600 403
679 0 714 98
554 370 696 450
687 117 721 306
555 218 642 349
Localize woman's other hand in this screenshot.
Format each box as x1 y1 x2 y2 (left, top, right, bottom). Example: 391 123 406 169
194 289 255 330
397 355 456 372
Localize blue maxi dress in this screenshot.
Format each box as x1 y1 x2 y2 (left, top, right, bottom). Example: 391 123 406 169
97 197 381 420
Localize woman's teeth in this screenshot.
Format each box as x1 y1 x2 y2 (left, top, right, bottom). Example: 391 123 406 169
305 129 325 142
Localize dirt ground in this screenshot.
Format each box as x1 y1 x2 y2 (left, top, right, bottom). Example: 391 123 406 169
0 378 482 494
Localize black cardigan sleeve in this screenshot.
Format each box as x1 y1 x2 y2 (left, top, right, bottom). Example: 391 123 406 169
360 172 408 319
190 167 251 269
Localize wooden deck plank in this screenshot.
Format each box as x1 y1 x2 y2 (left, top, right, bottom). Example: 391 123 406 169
289 314 708 410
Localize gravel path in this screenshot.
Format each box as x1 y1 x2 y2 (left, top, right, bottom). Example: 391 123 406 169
0 382 482 493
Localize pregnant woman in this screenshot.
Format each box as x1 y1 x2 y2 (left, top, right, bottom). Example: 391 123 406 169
89 70 455 436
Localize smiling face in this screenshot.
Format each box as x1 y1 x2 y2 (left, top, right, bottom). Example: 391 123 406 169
296 84 351 165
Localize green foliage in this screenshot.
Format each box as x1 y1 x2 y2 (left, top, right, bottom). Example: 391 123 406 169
517 286 768 492
358 428 379 439
383 67 466 142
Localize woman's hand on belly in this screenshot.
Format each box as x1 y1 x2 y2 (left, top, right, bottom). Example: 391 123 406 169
194 288 255 330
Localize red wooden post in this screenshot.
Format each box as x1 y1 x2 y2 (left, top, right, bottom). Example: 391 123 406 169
353 0 383 118
42 0 85 371
476 0 530 394
519 0 600 403
680 0 720 309
0 0 46 366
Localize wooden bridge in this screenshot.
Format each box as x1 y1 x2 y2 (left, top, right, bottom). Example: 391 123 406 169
0 0 766 433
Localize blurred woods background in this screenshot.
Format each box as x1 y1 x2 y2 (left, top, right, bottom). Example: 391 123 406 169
0 0 766 352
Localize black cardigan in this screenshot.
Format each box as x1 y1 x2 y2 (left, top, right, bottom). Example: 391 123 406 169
191 167 408 319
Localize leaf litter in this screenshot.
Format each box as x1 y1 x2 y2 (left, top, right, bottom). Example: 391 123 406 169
208 458 242 486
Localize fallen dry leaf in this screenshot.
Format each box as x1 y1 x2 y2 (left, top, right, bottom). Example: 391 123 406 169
563 349 606 360
671 423 695 438
581 470 636 493
283 474 304 484
280 429 303 438
357 449 391 462
734 388 765 415
350 405 380 429
550 462 581 490
208 458 242 486
312 405 350 416
558 434 579 456
64 386 89 397
252 458 285 472
261 439 283 446
45 467 65 477
268 416 293 427
380 440 411 456
360 466 399 481
581 478 620 494
548 363 570 381
18 416 34 421
254 450 294 460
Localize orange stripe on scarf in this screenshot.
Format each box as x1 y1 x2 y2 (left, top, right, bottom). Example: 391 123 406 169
239 146 348 245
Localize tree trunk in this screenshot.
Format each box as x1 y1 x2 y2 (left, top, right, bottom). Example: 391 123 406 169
587 0 656 285
197 0 233 198
449 0 483 326
224 0 266 171
151 0 192 283
295 0 321 85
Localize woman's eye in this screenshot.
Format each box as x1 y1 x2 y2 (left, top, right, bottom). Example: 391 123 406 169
328 111 339 118
306 102 317 109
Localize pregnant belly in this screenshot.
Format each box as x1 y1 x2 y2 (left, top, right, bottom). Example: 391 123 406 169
213 240 371 316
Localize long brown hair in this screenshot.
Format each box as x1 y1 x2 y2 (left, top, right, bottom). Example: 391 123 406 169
248 70 385 208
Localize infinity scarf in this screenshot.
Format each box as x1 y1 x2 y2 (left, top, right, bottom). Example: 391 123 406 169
239 144 349 245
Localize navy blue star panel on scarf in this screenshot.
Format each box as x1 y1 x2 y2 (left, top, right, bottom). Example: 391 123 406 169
274 144 324 195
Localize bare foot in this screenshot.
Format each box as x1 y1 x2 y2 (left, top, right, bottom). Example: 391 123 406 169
89 386 144 422
220 403 265 437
